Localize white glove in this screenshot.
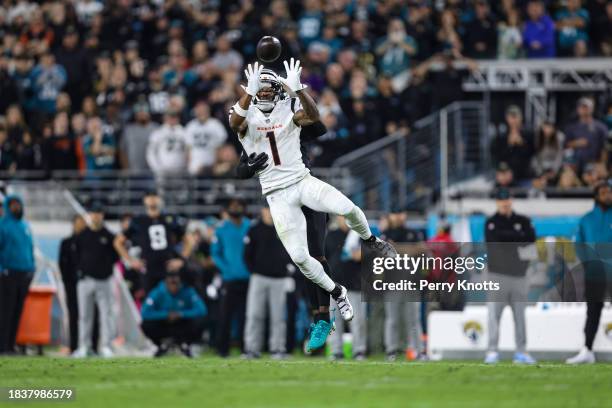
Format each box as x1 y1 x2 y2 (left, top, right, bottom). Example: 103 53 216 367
206 284 218 300
282 58 305 93
244 62 264 96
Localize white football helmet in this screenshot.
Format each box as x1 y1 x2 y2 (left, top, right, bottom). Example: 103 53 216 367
253 68 286 113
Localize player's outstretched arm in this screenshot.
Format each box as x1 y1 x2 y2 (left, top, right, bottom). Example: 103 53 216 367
281 58 319 126
293 88 319 126
229 62 263 133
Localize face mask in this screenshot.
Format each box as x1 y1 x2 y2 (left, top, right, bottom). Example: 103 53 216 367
11 208 23 219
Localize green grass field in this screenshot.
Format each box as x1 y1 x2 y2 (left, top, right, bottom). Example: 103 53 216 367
0 356 611 408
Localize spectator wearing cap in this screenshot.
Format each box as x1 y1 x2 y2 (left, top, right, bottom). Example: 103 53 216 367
0 194 35 355
523 0 556 58
484 188 537 364
141 271 207 358
146 109 188 179
555 0 590 57
120 102 158 172
72 203 118 358
185 101 227 176
464 0 498 59
567 180 612 364
211 199 250 357
491 105 534 183
564 97 608 173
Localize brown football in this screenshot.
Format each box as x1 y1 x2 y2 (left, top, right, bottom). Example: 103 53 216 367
256 36 282 63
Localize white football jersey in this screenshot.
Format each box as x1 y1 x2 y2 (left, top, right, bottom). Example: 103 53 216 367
239 98 309 194
185 118 228 174
146 124 188 175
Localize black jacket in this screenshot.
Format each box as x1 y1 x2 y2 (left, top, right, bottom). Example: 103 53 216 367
244 220 292 278
485 212 536 277
75 227 118 280
59 235 79 284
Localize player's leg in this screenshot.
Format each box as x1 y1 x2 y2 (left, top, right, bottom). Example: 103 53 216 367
266 190 335 292
299 175 397 258
302 207 338 349
303 206 331 323
297 199 353 324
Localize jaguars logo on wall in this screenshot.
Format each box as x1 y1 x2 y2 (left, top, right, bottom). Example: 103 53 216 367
605 322 612 341
463 321 483 344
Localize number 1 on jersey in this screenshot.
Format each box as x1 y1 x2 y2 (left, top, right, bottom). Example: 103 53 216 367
266 131 281 165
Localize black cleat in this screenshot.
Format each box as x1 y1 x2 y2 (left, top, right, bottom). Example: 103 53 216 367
154 344 169 358
364 237 398 258
179 343 193 358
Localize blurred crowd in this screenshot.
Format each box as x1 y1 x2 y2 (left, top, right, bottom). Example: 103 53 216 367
491 96 612 196
1 0 611 178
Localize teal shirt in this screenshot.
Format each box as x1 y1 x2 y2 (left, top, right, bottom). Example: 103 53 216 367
211 218 251 281
141 282 207 321
83 132 116 171
377 35 417 77
575 204 612 263
0 195 35 273
555 8 589 49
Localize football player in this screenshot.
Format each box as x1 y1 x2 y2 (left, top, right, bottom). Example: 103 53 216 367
114 191 191 293
228 59 397 334
234 110 334 351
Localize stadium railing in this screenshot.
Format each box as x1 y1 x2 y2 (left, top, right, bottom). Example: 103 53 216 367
0 167 350 220
332 101 488 216
461 57 612 128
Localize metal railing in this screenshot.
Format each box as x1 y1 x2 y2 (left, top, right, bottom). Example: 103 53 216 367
332 102 487 216
3 168 349 221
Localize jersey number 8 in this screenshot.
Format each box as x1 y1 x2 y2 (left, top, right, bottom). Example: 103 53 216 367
148 225 168 250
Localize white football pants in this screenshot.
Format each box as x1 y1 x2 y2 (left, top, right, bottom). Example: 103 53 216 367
265 174 372 292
